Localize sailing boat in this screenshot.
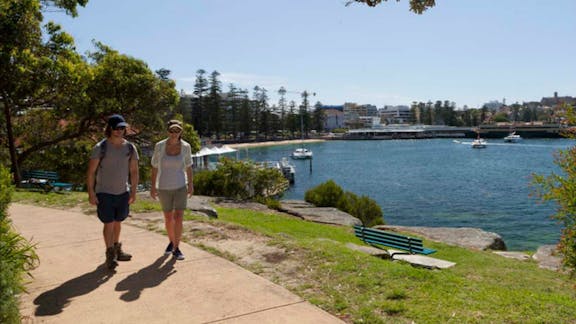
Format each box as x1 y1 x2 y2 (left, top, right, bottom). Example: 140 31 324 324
291 104 313 160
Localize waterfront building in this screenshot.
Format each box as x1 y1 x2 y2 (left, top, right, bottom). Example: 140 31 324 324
343 103 378 129
322 106 344 130
380 105 411 124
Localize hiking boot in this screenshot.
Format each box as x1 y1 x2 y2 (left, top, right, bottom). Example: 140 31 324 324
173 248 185 260
105 247 118 270
114 242 132 261
164 242 173 256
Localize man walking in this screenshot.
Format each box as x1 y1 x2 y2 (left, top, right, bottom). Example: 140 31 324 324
87 114 139 270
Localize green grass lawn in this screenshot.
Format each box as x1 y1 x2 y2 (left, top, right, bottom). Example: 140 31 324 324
215 207 576 323
11 191 576 323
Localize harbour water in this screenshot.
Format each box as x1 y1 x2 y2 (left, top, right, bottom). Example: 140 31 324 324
235 138 574 251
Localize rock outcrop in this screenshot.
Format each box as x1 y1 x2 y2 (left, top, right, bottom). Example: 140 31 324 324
187 195 218 218
533 245 562 271
278 200 362 226
375 225 507 251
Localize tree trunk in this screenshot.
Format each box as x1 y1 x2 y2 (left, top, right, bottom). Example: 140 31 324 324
3 100 21 184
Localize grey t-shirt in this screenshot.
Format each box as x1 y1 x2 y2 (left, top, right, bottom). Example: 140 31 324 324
90 140 139 195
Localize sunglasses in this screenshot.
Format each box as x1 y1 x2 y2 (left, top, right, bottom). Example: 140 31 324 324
113 126 126 131
169 128 181 134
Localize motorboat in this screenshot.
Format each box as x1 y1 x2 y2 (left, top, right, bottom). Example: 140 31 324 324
279 157 296 184
503 132 522 143
258 158 296 184
291 147 313 159
471 138 487 149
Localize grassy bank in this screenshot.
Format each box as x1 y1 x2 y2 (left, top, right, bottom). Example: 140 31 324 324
12 191 576 323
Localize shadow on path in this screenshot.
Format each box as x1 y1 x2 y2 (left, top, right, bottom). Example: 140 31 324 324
33 264 115 316
115 255 176 302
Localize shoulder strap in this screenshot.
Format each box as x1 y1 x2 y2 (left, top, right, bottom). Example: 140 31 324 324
98 139 107 168
127 142 135 159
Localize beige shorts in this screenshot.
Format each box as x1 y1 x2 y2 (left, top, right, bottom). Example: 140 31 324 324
158 186 187 212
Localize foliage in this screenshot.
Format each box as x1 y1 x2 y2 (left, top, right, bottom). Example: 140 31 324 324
304 180 344 207
493 112 509 123
532 103 576 275
533 149 576 275
193 158 289 201
346 0 436 14
0 165 38 323
215 206 576 323
1 0 184 185
305 180 384 226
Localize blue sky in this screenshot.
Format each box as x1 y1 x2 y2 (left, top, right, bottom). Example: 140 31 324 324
44 0 576 108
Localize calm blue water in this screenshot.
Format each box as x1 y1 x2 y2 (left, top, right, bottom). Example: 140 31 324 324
235 139 573 251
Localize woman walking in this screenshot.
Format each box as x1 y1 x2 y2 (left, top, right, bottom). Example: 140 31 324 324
150 120 194 260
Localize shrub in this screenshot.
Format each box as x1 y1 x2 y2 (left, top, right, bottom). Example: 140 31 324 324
533 146 576 275
194 158 288 201
0 165 39 323
304 180 344 207
305 180 384 226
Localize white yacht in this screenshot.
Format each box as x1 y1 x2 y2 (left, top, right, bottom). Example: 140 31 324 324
503 132 522 143
471 138 487 149
291 147 313 159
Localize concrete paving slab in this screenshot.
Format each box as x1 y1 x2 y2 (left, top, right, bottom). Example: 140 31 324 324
392 253 456 269
10 204 344 324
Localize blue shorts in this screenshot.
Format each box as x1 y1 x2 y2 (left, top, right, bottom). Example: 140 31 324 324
96 192 130 223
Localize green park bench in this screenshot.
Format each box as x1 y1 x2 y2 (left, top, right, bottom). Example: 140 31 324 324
20 170 73 193
354 225 436 255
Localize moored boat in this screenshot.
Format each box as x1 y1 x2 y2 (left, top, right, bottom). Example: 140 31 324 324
291 147 313 159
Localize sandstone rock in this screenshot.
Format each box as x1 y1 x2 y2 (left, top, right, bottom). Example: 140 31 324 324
493 251 531 261
187 195 218 218
375 225 507 251
533 245 562 271
279 200 362 226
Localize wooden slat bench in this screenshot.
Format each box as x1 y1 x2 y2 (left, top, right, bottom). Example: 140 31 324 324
354 225 436 255
21 170 73 193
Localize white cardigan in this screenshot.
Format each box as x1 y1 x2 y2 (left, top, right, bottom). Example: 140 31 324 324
150 138 193 189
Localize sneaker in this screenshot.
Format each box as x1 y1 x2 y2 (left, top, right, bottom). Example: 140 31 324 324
173 248 185 260
114 242 132 261
164 242 173 256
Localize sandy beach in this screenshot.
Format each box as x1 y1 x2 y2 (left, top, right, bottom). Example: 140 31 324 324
227 138 325 149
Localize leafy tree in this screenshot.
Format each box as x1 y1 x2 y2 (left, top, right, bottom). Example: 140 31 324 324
1 0 90 182
287 100 298 137
347 0 436 14
191 69 208 136
225 84 241 139
299 91 313 137
1 0 181 184
312 101 325 132
533 104 576 275
492 112 509 123
207 70 223 138
238 89 252 139
278 87 288 136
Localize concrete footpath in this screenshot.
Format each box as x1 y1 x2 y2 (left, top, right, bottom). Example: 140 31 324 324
9 204 344 324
